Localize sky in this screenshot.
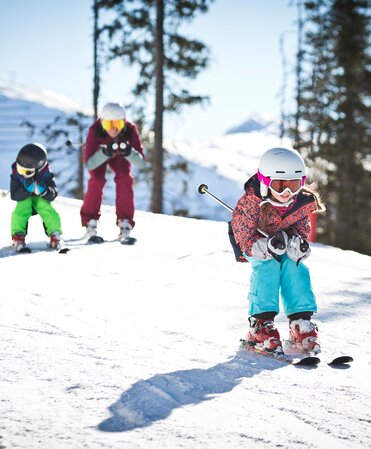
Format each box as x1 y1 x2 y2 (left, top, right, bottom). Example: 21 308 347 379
0 0 298 140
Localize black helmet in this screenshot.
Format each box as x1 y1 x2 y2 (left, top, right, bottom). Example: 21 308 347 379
16 143 47 170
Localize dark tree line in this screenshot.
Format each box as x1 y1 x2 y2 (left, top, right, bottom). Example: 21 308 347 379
289 0 370 255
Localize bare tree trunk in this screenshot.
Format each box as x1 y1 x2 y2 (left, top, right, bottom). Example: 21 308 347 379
151 0 165 213
93 0 100 121
294 0 304 144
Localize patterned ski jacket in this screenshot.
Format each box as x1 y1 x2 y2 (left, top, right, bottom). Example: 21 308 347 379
231 174 324 257
10 162 58 203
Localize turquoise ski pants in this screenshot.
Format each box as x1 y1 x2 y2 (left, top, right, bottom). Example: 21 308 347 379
246 253 317 317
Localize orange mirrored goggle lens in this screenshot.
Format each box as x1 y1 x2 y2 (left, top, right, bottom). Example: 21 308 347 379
16 164 35 178
101 119 125 132
270 179 302 194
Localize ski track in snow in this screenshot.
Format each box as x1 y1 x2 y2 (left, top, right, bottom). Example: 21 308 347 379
0 192 370 449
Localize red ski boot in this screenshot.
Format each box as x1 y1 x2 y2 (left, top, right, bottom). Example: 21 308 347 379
289 319 320 353
49 232 62 250
12 233 26 252
247 317 283 353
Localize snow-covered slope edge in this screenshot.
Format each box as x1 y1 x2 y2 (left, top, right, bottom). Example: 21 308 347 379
0 81 293 221
0 191 370 449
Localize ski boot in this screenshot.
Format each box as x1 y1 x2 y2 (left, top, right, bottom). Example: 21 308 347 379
49 232 62 250
118 219 132 239
12 233 26 252
289 319 320 354
85 219 98 238
118 219 136 245
246 317 284 354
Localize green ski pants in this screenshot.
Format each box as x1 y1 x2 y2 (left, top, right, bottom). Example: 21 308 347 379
11 196 62 237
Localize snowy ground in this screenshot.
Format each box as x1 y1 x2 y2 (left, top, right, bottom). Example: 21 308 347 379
0 192 370 449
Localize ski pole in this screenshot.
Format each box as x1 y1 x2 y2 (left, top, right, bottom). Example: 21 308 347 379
197 184 309 264
197 183 234 213
66 140 84 149
196 183 286 262
196 183 268 237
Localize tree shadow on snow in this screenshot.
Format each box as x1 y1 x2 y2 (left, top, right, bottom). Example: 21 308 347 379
97 352 285 432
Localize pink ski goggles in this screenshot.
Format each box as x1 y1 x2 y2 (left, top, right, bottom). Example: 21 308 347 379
257 171 306 195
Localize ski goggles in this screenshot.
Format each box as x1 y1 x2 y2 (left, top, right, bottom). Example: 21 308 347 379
16 164 35 178
258 170 306 195
101 119 125 132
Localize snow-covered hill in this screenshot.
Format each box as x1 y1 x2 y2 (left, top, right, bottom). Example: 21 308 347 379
0 81 293 221
0 192 370 449
0 81 91 188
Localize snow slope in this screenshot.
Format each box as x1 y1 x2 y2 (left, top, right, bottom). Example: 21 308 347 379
0 81 294 221
0 192 370 449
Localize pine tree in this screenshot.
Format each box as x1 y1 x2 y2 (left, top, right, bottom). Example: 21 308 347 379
297 0 370 254
97 0 213 213
93 0 102 121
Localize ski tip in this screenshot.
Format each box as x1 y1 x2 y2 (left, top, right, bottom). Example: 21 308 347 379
328 356 353 366
120 237 137 245
292 356 321 366
17 247 32 254
88 236 105 244
58 248 70 254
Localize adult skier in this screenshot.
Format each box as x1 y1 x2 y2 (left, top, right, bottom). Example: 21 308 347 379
80 102 145 242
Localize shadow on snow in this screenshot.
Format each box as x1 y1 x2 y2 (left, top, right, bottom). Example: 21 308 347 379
97 352 286 432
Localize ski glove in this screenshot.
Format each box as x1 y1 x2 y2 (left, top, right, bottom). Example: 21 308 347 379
112 141 132 157
267 231 288 256
40 186 57 200
287 235 311 264
100 144 114 157
251 238 274 261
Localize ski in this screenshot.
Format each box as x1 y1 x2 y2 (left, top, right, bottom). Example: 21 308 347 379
17 246 32 254
328 355 353 366
57 247 70 254
120 236 137 245
239 339 320 366
13 246 69 254
283 340 353 367
87 235 105 244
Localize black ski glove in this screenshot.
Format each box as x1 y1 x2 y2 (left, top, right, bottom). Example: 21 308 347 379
267 231 288 256
112 141 132 157
100 144 114 157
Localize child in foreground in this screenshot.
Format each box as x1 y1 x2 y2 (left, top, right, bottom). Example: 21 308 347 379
232 147 325 355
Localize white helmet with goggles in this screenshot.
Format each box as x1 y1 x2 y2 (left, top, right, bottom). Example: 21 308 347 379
257 147 307 197
100 102 126 120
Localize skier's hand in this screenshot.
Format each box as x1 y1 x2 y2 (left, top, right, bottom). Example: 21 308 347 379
287 235 311 263
34 182 46 195
40 186 57 199
251 238 274 261
100 144 114 157
22 179 35 193
267 231 288 256
112 141 132 157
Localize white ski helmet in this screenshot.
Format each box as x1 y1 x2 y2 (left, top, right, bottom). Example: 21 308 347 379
257 147 307 197
100 102 126 120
